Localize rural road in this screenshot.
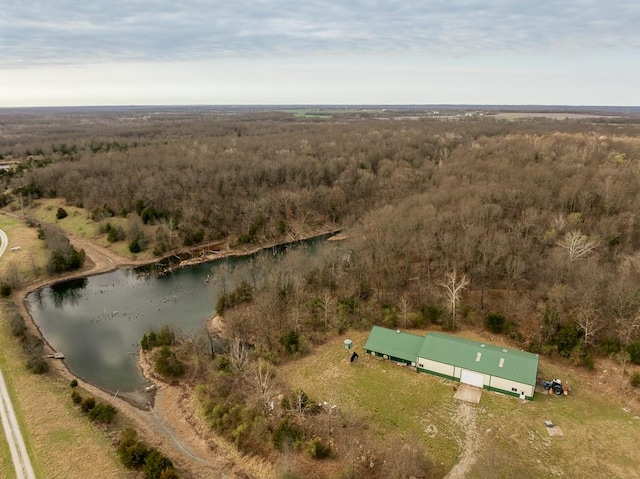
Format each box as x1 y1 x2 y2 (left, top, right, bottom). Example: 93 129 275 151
0 227 37 479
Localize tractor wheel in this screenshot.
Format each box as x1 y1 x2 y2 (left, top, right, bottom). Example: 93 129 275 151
553 385 563 395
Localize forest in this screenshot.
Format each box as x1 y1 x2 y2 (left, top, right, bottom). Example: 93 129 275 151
2 107 640 477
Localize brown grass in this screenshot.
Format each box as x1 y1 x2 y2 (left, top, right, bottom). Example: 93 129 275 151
0 215 48 284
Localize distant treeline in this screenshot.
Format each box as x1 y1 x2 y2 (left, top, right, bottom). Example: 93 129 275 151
3 113 640 361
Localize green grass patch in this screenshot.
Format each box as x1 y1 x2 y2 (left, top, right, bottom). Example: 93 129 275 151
0 420 14 478
47 429 75 444
278 332 459 470
22 199 156 261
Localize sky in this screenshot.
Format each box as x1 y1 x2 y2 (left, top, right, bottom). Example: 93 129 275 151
1 0 639 107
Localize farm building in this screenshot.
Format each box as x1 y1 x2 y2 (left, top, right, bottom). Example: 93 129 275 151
363 327 539 400
363 325 424 366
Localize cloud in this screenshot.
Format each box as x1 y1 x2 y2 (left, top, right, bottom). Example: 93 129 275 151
2 0 639 68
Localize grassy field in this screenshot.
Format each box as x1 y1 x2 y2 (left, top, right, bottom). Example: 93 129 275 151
19 198 156 262
278 331 640 479
0 215 48 284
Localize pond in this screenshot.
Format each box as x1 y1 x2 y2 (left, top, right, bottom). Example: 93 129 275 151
27 237 336 394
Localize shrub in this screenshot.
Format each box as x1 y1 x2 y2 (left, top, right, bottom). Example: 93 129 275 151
26 355 49 374
80 397 96 413
118 428 149 469
22 342 49 374
47 245 86 273
56 207 68 220
129 236 143 253
630 372 640 388
9 313 26 338
215 280 254 315
422 304 443 324
117 429 178 478
71 390 82 404
306 438 332 459
70 379 78 388
484 312 506 334
143 448 175 479
22 334 48 373
156 325 175 347
553 323 582 358
626 342 640 365
600 337 620 355
280 330 300 354
141 326 175 351
107 224 126 243
273 418 303 450
0 281 12 297
154 346 185 379
88 403 117 424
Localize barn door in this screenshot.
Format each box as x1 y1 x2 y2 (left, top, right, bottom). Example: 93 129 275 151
460 370 484 388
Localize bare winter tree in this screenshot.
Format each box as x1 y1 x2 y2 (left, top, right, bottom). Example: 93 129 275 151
398 294 410 328
575 305 604 349
229 336 250 373
441 270 469 330
321 290 336 330
250 358 275 412
614 311 640 380
558 230 600 262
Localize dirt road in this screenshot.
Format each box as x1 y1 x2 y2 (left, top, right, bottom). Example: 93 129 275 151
0 228 37 479
0 369 36 479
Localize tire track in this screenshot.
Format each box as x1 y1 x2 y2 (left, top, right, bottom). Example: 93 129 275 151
0 369 36 479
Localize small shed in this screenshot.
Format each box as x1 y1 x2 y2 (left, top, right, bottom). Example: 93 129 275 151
416 332 539 400
363 325 423 366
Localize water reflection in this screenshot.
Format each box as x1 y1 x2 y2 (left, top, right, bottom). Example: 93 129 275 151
50 277 88 308
27 235 335 393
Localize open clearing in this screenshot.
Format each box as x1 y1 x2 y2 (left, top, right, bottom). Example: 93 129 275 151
278 331 640 478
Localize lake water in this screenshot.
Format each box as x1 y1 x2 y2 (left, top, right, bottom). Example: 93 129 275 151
27 238 333 393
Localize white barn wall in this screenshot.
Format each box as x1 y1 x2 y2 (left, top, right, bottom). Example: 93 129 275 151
417 358 454 377
489 376 534 398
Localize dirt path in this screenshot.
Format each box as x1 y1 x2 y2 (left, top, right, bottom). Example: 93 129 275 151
444 401 481 479
0 368 37 479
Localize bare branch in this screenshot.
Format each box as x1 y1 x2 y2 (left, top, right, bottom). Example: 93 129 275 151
440 270 469 329
575 307 603 348
557 230 600 262
229 336 250 373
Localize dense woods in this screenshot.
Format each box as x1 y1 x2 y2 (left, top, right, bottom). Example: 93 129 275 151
3 107 640 477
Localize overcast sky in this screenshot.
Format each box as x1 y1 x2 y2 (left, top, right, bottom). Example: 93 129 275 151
1 0 639 107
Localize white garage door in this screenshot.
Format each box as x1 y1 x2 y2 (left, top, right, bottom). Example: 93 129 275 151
460 370 484 388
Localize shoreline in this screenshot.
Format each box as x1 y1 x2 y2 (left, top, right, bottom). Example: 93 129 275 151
18 225 343 402
11 224 341 478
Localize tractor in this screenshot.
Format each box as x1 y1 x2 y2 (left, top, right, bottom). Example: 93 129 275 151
541 378 564 395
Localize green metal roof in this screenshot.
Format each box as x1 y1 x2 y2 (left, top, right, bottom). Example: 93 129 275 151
363 326 424 363
418 332 539 386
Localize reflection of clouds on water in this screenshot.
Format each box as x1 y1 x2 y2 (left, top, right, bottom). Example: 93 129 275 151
27 237 337 392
